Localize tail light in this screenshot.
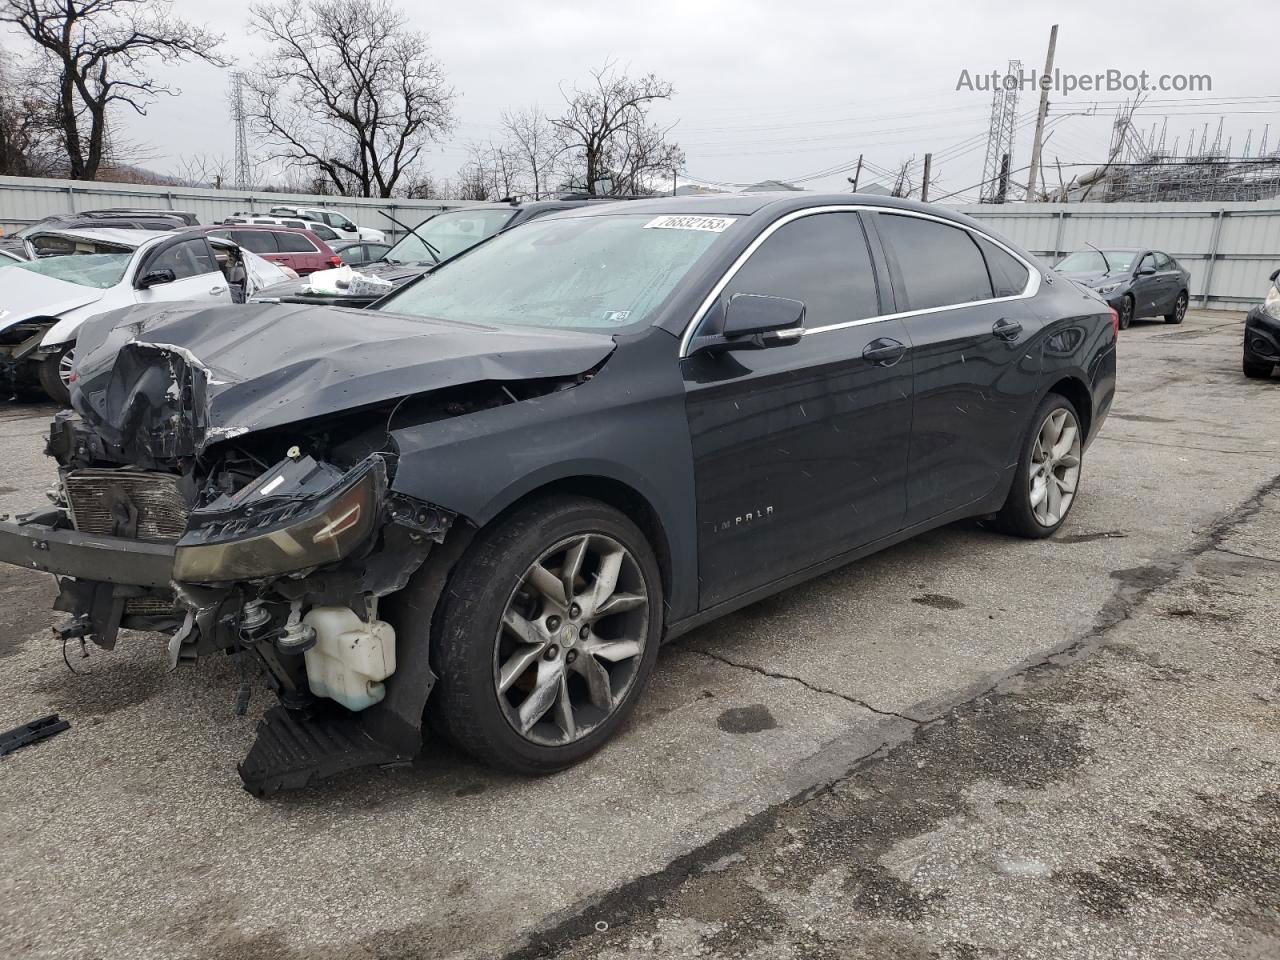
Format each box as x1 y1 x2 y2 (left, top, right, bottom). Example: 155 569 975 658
1109 307 1120 340
328 255 343 268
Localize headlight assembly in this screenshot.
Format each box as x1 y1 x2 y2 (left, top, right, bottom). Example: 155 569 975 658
174 457 385 583
1096 282 1122 296
1265 284 1280 322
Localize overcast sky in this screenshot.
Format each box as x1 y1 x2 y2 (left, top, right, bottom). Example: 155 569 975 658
45 0 1280 199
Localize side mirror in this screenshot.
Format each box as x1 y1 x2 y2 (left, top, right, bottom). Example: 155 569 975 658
1270 268 1279 283
691 294 805 354
1136 266 1155 276
137 268 176 289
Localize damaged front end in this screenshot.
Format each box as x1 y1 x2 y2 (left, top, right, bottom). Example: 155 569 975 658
23 408 457 795
0 301 615 794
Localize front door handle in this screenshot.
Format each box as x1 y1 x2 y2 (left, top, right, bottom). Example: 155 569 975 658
862 337 906 366
210 285 227 296
992 318 1023 341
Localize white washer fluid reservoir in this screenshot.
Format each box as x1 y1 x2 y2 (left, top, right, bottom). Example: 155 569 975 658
302 606 397 712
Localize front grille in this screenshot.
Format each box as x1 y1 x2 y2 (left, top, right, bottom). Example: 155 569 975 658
64 469 190 543
125 595 179 616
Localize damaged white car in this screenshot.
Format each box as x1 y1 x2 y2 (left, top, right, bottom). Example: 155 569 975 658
0 228 294 403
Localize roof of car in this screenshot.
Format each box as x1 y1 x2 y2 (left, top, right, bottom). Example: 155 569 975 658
27 227 169 248
540 191 997 229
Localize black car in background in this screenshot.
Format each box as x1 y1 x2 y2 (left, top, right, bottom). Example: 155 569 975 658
0 193 1116 795
1055 247 1190 329
249 197 623 308
1243 267 1280 379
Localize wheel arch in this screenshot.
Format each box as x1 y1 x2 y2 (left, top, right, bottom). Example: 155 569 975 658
1044 374 1093 440
481 473 676 611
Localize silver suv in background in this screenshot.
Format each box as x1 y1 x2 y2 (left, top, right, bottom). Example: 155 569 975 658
265 206 386 243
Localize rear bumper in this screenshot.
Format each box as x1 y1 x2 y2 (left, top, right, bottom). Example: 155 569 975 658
0 516 175 587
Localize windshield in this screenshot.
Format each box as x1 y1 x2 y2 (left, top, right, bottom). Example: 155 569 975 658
11 253 131 289
376 213 726 331
1055 250 1136 274
386 208 517 264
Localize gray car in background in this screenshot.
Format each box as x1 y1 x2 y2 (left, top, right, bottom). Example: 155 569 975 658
1056 247 1191 329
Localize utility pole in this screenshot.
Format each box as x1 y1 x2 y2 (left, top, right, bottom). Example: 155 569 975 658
672 168 677 196
996 153 1010 204
920 153 932 202
1025 23 1059 202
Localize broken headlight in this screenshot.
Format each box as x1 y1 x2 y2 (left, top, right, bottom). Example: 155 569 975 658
173 457 385 583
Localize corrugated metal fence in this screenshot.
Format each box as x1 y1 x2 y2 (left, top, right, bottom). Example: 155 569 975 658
3 176 1277 307
0 174 472 244
956 199 1280 308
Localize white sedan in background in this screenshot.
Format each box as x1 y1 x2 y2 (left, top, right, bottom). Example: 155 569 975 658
1 227 294 403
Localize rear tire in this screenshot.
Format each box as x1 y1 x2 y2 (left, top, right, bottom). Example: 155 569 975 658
1164 291 1188 324
1243 356 1274 380
429 495 663 775
994 393 1084 539
35 346 72 406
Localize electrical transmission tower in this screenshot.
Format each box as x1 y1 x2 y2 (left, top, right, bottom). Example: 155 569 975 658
980 60 1022 203
231 72 250 191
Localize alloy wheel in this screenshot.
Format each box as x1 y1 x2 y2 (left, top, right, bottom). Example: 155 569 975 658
1119 297 1133 330
1028 407 1081 527
58 349 75 387
494 533 649 746
1174 294 1187 323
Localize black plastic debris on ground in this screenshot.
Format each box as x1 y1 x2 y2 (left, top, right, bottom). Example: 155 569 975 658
0 714 70 756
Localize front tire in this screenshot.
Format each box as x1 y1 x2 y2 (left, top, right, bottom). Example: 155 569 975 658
1164 291 1188 324
1118 295 1134 330
995 393 1084 538
430 495 663 774
36 346 73 406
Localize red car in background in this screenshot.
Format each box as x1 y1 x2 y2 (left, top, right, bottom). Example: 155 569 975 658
200 225 342 276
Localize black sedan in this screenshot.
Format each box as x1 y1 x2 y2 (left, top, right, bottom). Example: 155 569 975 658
1243 267 1280 379
1055 247 1190 329
0 193 1116 794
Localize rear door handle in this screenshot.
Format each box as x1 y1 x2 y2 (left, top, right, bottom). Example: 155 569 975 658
862 337 906 366
992 318 1023 341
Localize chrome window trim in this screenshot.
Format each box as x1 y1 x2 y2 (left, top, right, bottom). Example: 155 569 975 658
677 204 1041 357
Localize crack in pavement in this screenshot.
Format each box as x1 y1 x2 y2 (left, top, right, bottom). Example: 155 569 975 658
1094 434 1278 459
502 468 1280 960
677 645 924 724
1212 545 1280 565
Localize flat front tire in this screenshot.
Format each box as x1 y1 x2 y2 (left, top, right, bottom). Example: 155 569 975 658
430 495 663 774
995 393 1084 538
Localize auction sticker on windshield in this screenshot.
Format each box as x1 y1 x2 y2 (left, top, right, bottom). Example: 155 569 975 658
644 215 737 232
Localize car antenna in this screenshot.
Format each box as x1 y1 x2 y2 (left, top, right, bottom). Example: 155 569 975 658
1085 242 1111 274
380 210 442 264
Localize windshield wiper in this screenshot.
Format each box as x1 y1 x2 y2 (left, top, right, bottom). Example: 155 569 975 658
380 211 442 264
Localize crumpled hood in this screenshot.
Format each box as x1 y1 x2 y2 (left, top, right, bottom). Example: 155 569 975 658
0 269 105 331
252 261 432 306
70 301 617 461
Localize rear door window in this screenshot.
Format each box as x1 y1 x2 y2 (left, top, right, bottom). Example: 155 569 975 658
274 231 317 253
974 236 1030 298
231 230 278 254
720 212 881 329
311 224 338 241
877 214 993 310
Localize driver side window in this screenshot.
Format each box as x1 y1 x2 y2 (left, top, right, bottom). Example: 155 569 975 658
147 239 215 280
719 212 881 330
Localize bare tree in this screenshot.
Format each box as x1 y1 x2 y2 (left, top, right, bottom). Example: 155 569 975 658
551 64 683 196
0 0 225 181
0 51 61 176
245 0 456 198
502 106 559 200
